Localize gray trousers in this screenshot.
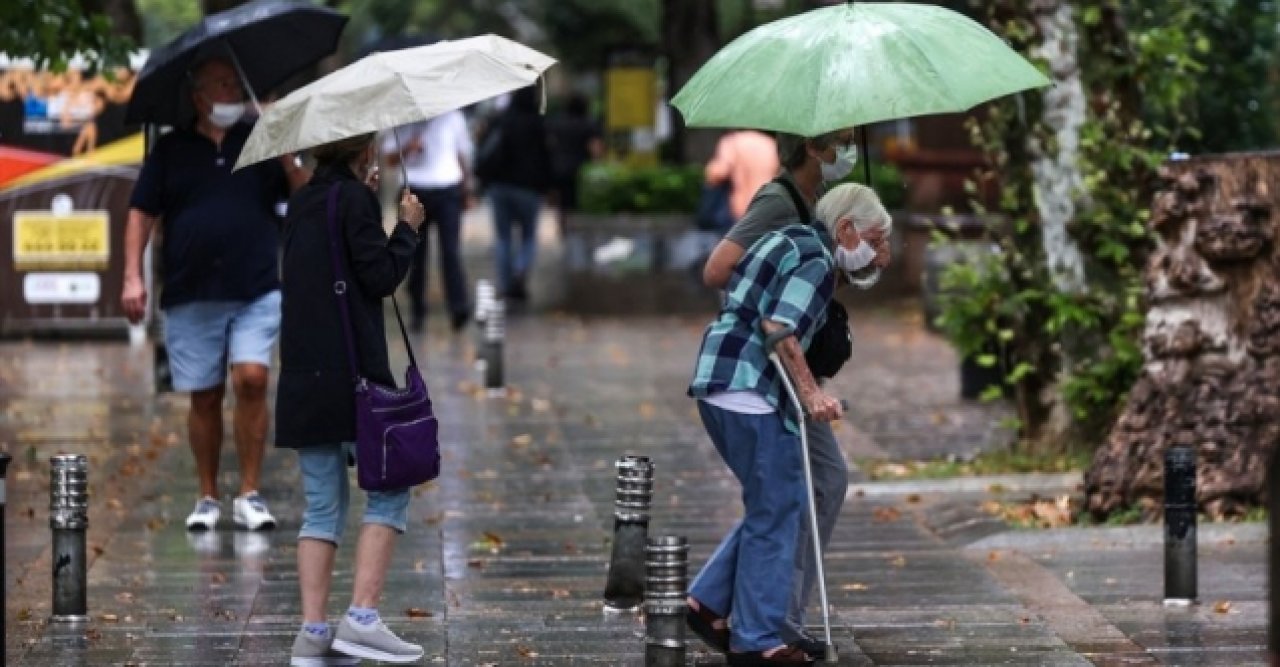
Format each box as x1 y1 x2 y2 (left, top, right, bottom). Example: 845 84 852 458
781 418 848 642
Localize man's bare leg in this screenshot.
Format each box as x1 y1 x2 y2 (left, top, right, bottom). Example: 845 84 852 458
189 386 226 499
230 363 270 495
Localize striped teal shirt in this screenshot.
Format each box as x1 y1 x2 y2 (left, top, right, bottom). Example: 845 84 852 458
688 224 834 433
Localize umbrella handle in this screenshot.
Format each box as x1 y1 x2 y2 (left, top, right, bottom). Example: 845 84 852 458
224 44 264 118
390 127 410 187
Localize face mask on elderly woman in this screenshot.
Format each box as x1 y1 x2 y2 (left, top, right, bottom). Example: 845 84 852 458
833 218 877 272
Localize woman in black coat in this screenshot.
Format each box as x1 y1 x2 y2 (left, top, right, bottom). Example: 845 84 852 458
276 133 430 665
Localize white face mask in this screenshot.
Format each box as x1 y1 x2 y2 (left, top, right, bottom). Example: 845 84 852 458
835 240 877 273
207 101 246 128
820 144 858 183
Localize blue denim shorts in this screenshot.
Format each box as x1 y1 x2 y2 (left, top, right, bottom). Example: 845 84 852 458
164 290 281 391
297 442 411 544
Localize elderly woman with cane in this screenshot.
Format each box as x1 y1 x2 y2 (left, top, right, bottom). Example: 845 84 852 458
686 182 891 666
698 130 887 657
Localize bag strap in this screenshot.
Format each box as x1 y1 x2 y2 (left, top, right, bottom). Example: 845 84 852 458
325 183 419 384
773 176 811 226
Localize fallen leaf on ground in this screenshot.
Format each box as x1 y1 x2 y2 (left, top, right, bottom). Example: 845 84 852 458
1213 600 1232 614
905 494 921 504
873 507 901 523
888 555 907 568
100 613 119 622
516 645 538 658
405 608 433 619
510 434 533 447
840 583 869 591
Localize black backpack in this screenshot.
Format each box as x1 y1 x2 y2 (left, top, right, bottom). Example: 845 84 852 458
774 177 852 379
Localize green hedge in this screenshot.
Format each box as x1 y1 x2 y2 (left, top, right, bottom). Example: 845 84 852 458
575 160 906 215
577 163 703 215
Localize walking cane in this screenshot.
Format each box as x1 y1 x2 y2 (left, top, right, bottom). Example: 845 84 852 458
767 345 837 664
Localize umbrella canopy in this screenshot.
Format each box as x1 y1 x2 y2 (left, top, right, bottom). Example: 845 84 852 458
125 0 347 125
670 2 1051 137
234 34 556 170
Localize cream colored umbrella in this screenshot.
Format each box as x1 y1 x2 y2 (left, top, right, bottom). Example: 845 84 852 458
234 34 555 171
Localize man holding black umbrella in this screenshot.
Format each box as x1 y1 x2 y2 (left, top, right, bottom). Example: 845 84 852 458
121 55 310 532
119 0 344 534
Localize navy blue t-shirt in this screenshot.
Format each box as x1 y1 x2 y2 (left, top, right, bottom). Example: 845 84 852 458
129 122 289 309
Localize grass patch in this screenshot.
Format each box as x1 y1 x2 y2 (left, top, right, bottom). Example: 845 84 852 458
861 449 1091 481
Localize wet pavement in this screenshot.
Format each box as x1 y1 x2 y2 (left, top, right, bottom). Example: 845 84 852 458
0 301 1268 665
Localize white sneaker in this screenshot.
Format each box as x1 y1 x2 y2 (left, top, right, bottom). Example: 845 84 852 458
185 496 222 531
233 492 277 531
332 616 424 664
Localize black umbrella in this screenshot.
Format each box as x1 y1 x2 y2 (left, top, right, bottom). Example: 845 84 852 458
125 0 347 125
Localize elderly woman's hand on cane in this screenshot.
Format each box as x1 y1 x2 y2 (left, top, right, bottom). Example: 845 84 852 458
761 319 843 422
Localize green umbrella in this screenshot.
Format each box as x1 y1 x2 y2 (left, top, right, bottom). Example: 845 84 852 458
670 2 1051 137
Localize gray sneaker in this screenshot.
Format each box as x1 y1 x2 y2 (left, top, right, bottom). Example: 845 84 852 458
290 628 360 666
332 616 424 664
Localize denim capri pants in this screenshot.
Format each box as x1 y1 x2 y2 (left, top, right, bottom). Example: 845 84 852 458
297 442 410 544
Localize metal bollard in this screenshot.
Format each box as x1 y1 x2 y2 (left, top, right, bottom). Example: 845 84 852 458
644 535 689 666
1 451 10 659
1163 445 1197 606
49 454 89 623
474 279 494 366
603 455 654 612
483 299 505 394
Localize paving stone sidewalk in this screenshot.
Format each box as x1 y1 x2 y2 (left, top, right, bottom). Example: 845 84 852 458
1 308 1267 665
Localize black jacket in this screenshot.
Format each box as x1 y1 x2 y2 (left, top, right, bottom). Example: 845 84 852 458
275 164 419 448
483 87 552 192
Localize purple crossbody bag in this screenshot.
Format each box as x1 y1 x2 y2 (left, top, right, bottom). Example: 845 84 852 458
325 183 440 491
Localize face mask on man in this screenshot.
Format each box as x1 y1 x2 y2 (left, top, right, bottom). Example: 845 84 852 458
819 144 858 183
207 101 246 128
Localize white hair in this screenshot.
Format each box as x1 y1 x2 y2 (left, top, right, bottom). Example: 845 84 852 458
815 183 892 238
815 183 892 289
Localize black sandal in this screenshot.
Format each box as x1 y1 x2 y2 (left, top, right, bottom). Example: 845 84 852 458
685 600 730 653
726 645 815 665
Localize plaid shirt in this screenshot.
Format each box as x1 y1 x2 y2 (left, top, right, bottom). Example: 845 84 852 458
688 224 835 433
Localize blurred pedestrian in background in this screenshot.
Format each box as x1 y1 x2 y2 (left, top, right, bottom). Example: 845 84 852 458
475 84 552 301
383 109 475 332
705 129 779 226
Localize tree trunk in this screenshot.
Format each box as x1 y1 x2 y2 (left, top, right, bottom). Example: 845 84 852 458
660 0 720 163
1029 0 1087 294
1085 153 1280 519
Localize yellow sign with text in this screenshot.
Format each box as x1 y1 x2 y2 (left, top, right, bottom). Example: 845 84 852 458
13 211 110 270
605 67 656 130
